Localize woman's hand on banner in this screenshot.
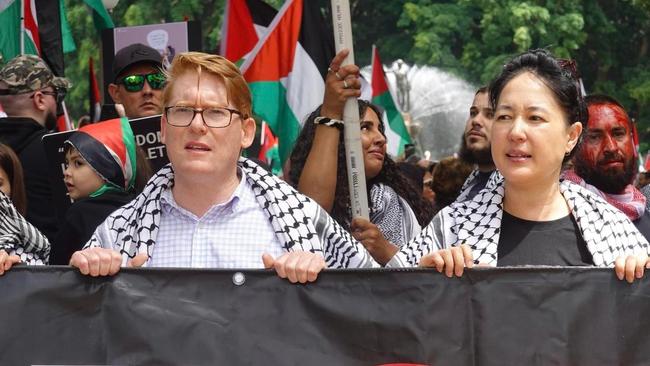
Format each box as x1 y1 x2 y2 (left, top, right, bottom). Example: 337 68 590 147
0 250 20 275
614 253 650 283
262 251 326 284
351 217 398 265
419 244 474 278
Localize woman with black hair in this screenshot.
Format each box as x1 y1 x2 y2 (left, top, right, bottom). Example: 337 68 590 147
289 50 433 253
388 49 650 283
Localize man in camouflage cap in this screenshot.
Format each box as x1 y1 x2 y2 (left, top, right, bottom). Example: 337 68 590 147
0 54 71 243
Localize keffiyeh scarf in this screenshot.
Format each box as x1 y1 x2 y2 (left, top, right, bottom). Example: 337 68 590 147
389 172 649 268
86 158 378 269
0 191 49 264
562 170 646 221
369 183 421 247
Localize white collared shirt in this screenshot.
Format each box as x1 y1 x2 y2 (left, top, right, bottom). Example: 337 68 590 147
150 170 284 268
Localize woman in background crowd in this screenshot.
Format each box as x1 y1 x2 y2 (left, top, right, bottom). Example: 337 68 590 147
289 50 433 249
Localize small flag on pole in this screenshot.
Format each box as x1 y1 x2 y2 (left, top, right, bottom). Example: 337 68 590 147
370 44 411 157
220 0 277 65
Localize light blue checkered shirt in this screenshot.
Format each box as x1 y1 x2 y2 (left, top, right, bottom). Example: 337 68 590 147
149 170 284 268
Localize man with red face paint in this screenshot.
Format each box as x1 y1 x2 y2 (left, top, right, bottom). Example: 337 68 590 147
567 94 650 239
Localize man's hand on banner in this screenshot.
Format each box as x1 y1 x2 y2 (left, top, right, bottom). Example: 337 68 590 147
262 251 326 284
69 247 147 276
0 250 20 275
351 217 398 265
614 253 650 283
419 244 475 278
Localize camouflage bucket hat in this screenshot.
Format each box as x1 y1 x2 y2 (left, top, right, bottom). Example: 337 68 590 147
0 54 71 94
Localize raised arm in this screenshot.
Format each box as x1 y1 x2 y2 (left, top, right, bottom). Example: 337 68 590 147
297 49 361 212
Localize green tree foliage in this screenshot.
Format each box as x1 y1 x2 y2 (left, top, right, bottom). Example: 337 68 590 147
400 0 587 83
399 0 650 151
62 0 649 150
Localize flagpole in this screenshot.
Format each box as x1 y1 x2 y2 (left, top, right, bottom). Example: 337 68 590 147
330 0 369 220
20 0 25 54
62 101 72 130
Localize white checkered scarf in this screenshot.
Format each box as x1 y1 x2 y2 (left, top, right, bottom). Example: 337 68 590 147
0 191 49 264
85 158 378 269
391 172 649 267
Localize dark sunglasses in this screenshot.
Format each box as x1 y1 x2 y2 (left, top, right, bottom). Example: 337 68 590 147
117 72 166 92
31 88 66 104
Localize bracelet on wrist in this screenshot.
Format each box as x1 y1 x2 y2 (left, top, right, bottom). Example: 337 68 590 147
314 116 344 130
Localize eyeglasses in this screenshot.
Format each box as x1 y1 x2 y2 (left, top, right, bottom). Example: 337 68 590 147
31 88 66 104
164 106 243 128
117 72 166 92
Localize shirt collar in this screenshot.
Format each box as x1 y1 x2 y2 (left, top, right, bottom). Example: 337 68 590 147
160 168 247 220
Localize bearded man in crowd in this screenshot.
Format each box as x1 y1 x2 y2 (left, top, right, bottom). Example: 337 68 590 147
567 94 650 239
456 87 496 202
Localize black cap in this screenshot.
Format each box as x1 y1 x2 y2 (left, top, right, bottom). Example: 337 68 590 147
112 43 162 82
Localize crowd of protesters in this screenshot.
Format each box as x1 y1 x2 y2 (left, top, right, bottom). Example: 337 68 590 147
0 41 649 285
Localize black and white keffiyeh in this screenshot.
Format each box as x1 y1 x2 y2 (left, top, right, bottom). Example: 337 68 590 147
369 183 420 247
455 169 499 203
0 191 49 264
86 158 378 269
388 172 649 267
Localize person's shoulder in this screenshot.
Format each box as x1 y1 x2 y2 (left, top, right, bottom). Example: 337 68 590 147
633 210 650 240
560 179 610 206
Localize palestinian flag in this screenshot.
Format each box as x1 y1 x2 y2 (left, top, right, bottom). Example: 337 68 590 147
241 0 333 164
66 117 137 193
258 121 281 175
371 45 411 157
59 0 75 53
35 0 64 76
55 102 72 131
89 57 101 122
219 0 277 65
0 0 40 60
0 0 68 76
83 0 114 32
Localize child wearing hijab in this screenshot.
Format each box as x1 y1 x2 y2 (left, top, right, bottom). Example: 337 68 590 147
50 118 138 265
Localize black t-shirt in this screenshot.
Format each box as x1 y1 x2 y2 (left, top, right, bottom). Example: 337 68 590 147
497 211 594 267
49 191 134 265
633 210 650 242
466 171 493 201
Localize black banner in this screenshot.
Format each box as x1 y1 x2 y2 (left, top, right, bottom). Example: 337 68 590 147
2 267 650 365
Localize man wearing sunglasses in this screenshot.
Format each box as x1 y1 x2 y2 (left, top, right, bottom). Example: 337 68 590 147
108 43 164 119
0 54 71 243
